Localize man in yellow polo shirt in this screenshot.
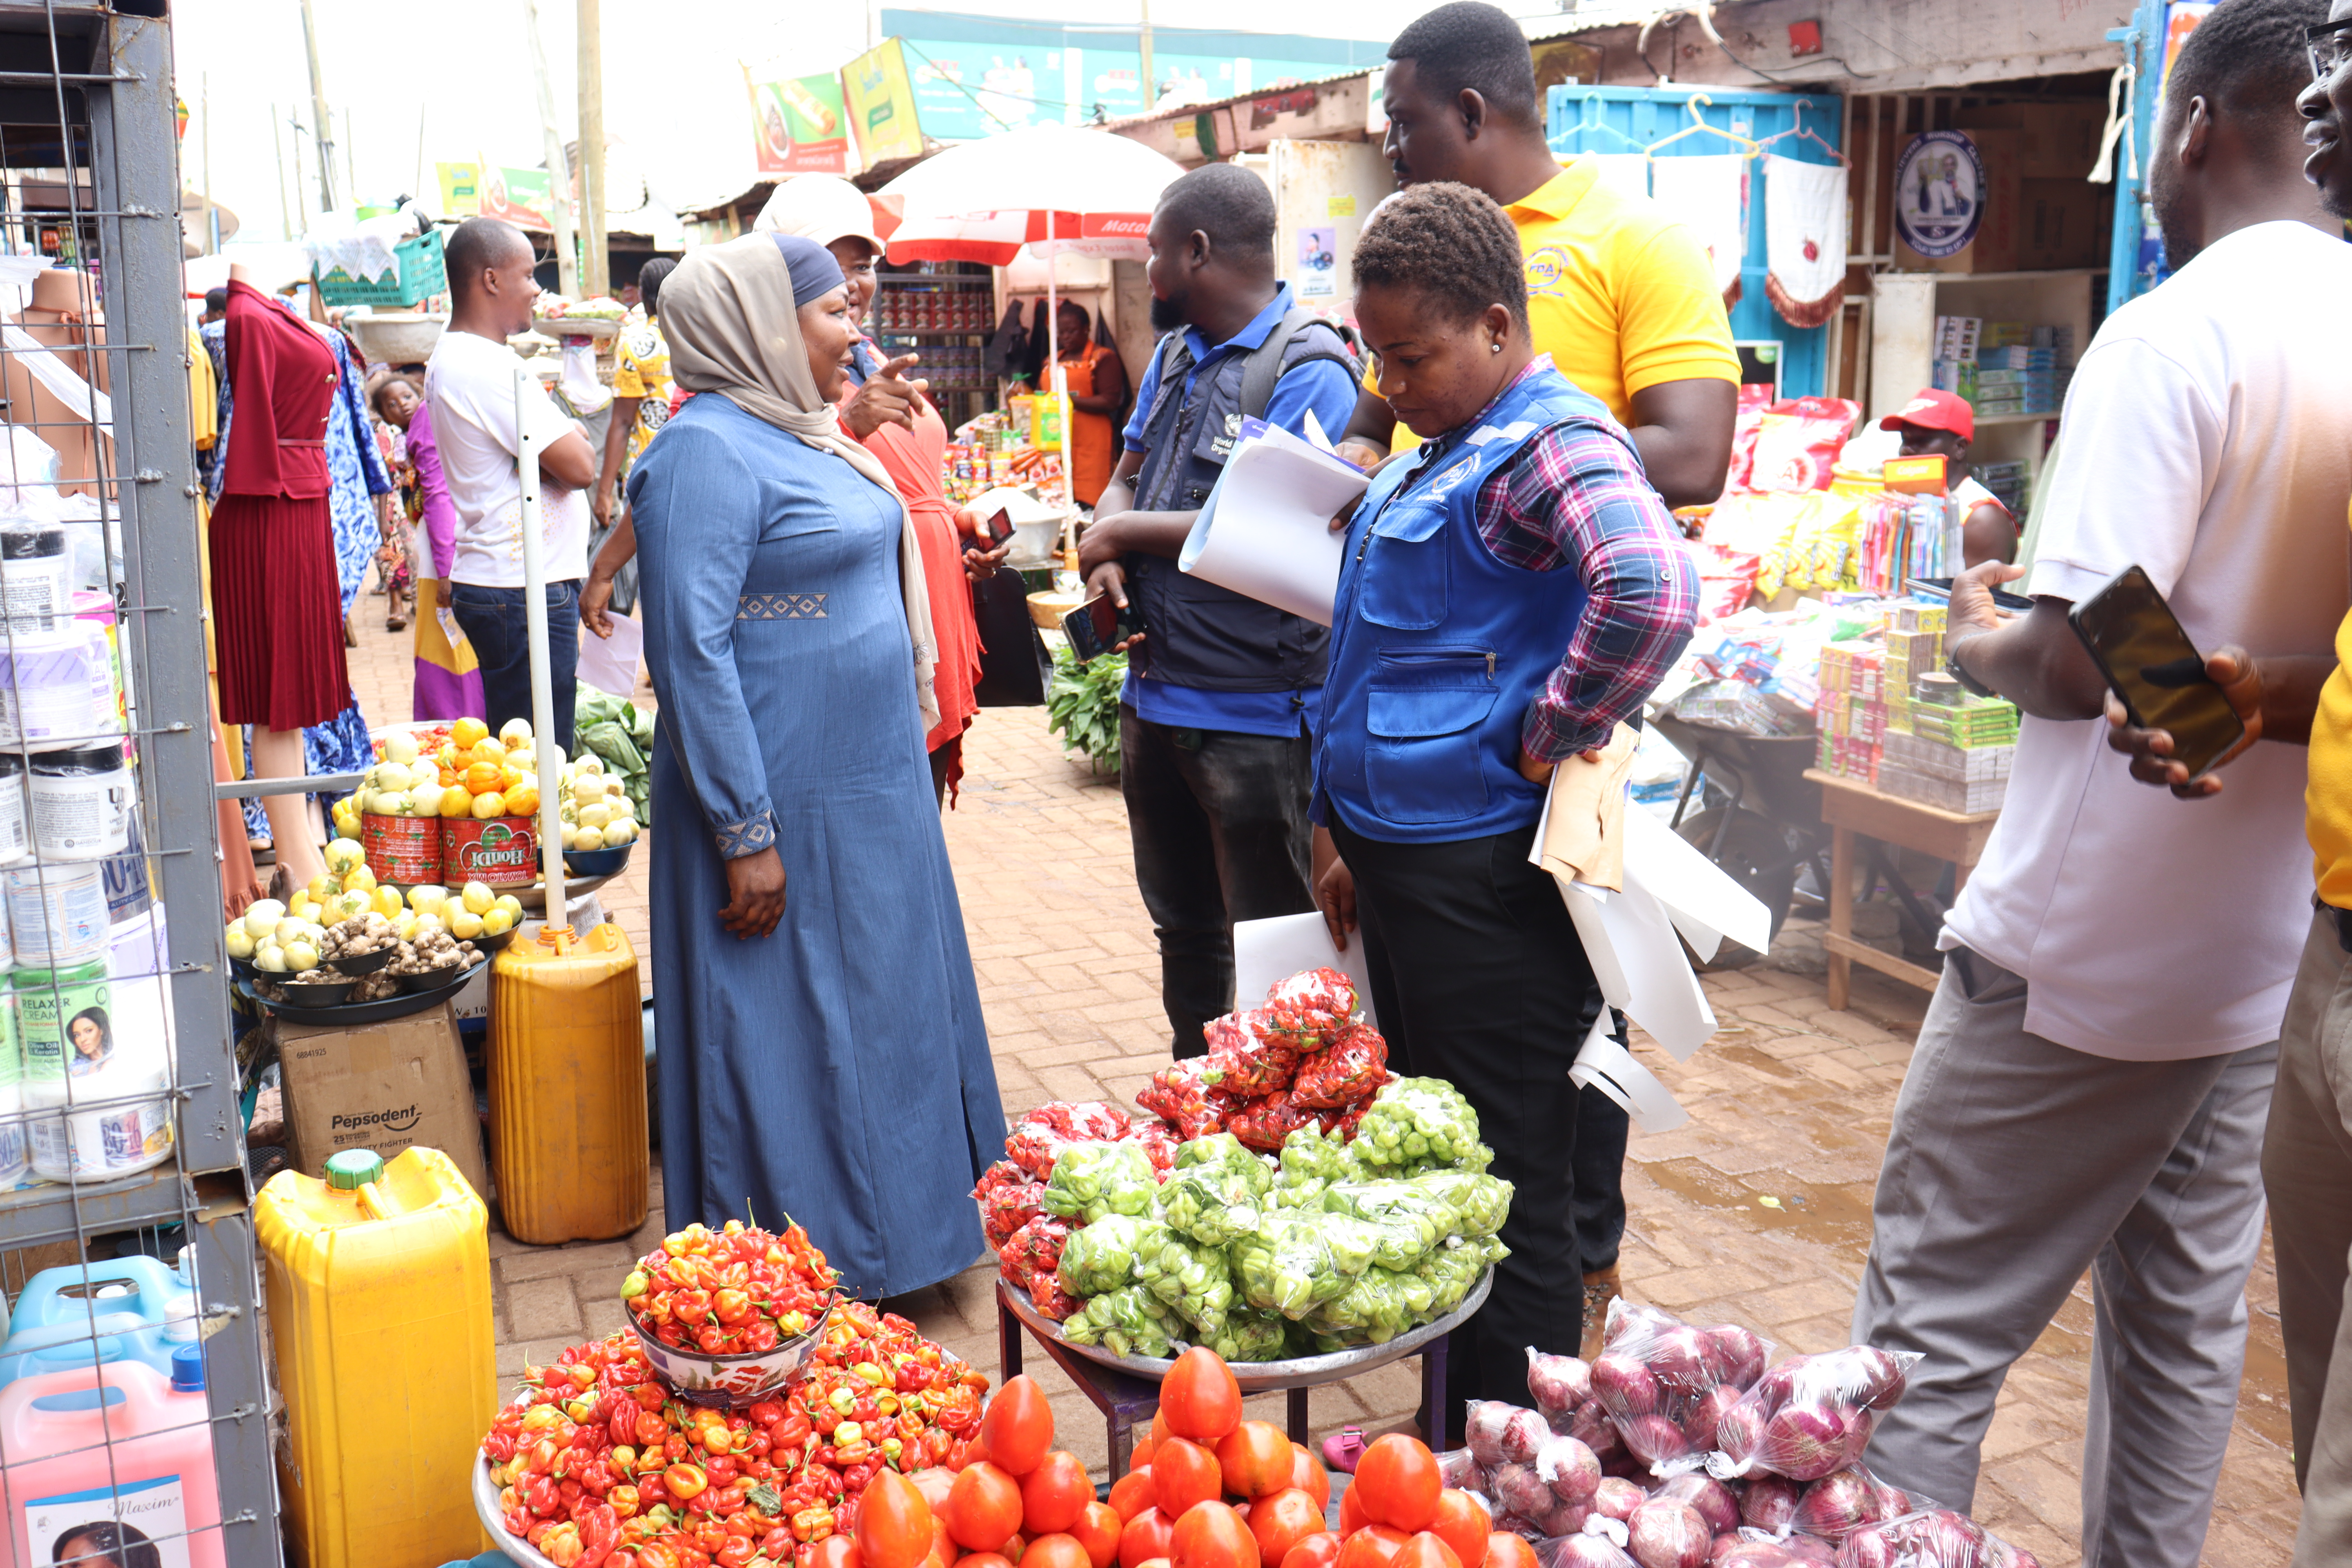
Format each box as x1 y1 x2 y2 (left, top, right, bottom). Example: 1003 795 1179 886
1335 0 1739 509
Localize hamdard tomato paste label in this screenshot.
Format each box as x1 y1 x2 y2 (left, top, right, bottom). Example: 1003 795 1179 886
443 817 539 887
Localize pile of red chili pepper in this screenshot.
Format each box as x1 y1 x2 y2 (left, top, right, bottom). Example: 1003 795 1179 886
622 1219 842 1356
481 1299 990 1567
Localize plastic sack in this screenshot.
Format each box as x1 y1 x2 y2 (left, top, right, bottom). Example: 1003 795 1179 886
1005 1121 1077 1181
1290 1023 1389 1108
1135 1230 1238 1335
1203 1308 1292 1363
1624 1495 1711 1568
1653 1474 1739 1535
1748 397 1860 493
1416 1169 1513 1238
1789 1465 1926 1545
1124 1120 1179 1177
1536 1536 1637 1568
1229 1093 1317 1152
1526 1347 1596 1421
1158 1133 1274 1245
1276 1123 1358 1183
972 1160 1027 1200
1261 967 1359 1051
1303 1263 1435 1345
1025 1266 1083 1321
1061 1285 1178 1359
1008 1096 1132 1178
1485 1457 1586 1537
1322 1095 1379 1142
1417 1236 1504 1314
1355 1076 1485 1169
1590 1301 1775 1473
1834 1511 2042 1568
1322 1178 1455 1270
1711 1345 1916 1482
1229 1210 1379 1317
982 1180 1047 1248
1465 1401 1553 1471
1200 1011 1302 1096
1056 1213 1168 1297
1041 1140 1160 1223
1137 1058 1240 1140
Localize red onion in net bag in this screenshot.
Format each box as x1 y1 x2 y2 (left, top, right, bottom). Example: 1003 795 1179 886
1790 1469 1903 1543
1467 1400 1523 1469
1501 1407 1553 1465
1740 1477 1802 1535
1713 1544 1804 1568
1437 1448 1482 1490
1542 1537 1640 1568
1683 1385 1743 1452
1833 1511 2004 1568
1628 1499 1713 1568
1537 1435 1603 1505
1781 1536 1839 1566
1655 1475 1741 1536
1491 1463 1558 1524
1592 1304 1775 1472
1714 1347 1916 1481
1529 1347 1597 1417
1593 1477 1648 1524
1570 1399 1624 1458
1706 1327 1771 1387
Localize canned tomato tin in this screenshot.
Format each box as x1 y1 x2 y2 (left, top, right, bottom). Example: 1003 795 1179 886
442 816 539 887
362 813 441 886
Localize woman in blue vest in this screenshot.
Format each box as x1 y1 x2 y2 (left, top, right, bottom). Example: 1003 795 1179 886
1313 183 1700 1432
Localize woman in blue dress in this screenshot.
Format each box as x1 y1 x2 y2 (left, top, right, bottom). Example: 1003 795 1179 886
627 233 1001 1298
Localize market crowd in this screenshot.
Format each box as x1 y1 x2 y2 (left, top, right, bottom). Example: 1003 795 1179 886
203 0 2352 1562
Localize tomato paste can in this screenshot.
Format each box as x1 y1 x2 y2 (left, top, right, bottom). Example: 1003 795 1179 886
362 813 441 886
443 816 539 887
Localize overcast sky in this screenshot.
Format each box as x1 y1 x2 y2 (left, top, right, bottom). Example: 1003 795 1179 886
171 0 1530 243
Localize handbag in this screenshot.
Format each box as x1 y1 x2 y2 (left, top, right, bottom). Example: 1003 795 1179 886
966 538 1050 707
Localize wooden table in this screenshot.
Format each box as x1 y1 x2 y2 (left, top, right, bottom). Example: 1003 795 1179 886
1805 768 2000 1010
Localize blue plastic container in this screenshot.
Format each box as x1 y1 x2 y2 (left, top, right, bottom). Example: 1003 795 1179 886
0 1255 194 1389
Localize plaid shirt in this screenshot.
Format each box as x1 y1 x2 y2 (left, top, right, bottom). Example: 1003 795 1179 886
1398 358 1699 760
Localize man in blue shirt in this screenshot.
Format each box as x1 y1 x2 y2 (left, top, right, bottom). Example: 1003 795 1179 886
1079 163 1363 1059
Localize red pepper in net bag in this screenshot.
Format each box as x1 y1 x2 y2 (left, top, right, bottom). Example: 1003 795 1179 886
1004 1122 1075 1180
1136 1059 1239 1140
1123 1120 1179 1176
1197 1013 1300 1098
1228 1092 1315 1152
1290 1023 1388 1109
1004 1214 1070 1277
1024 1264 1084 1321
1319 1087 1385 1141
981 1180 1046 1248
1038 1100 1134 1140
1259 967 1359 1052
971 1160 1027 1201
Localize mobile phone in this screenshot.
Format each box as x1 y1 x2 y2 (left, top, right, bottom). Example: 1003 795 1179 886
1907 576 2034 612
1061 593 1125 664
2067 564 2244 779
978 507 1011 547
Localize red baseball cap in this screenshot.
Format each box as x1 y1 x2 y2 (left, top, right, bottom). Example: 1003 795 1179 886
1879 388 1973 443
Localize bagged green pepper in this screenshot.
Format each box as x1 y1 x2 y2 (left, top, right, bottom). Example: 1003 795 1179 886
1229 1210 1380 1318
1303 1263 1436 1344
1203 1309 1293 1363
1412 1169 1513 1238
1354 1077 1485 1170
1042 1140 1160 1223
1060 1285 1178 1359
1057 1213 1169 1296
1321 1179 1454 1270
1158 1134 1274 1245
1134 1231 1238 1336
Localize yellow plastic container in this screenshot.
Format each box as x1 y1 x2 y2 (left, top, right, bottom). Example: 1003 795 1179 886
256 1145 496 1568
488 921 648 1243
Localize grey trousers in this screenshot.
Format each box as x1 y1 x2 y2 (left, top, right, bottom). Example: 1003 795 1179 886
2266 910 2352 1566
1851 946 2276 1568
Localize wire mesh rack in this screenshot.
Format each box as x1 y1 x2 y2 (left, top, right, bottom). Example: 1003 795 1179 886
0 2 281 1565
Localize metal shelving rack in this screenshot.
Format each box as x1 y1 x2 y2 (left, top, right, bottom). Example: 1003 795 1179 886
871 262 994 425
0 3 278 1563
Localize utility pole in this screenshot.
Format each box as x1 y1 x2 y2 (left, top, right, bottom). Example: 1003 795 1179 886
288 110 309 232
578 0 608 297
524 0 580 296
297 0 336 211
201 73 217 254
342 106 358 207
272 102 290 241
1140 0 1155 112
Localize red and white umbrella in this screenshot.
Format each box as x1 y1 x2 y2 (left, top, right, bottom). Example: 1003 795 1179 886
877 123 1185 266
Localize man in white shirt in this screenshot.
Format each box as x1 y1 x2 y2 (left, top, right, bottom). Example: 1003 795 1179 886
1850 4 2352 1563
424 217 598 751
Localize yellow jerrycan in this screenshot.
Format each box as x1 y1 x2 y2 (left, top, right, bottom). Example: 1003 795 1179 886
488 920 648 1243
256 1146 497 1568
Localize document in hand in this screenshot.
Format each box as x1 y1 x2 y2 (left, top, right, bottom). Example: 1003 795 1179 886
1177 416 1370 625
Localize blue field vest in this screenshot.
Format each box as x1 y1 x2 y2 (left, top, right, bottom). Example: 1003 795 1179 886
1316 366 1617 843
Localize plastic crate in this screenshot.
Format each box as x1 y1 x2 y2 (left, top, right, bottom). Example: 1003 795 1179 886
315 227 446 307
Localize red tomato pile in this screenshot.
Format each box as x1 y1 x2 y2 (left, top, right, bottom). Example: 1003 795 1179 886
480 1300 987 1568
624 1220 842 1355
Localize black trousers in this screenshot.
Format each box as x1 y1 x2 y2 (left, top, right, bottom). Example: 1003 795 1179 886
1333 815 1604 1443
1122 709 1316 1059
1576 1033 1631 1276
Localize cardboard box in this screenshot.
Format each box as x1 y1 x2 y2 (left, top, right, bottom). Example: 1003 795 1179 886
272 1002 489 1198
1895 131 2020 274
2017 177 2105 270
1956 102 2107 181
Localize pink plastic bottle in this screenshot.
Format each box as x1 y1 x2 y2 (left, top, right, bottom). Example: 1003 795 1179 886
0 1359 222 1568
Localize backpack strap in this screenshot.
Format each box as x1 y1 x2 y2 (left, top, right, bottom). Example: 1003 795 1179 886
1239 308 1359 423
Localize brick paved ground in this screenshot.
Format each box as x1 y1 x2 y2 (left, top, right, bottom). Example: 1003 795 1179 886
339 607 2303 1567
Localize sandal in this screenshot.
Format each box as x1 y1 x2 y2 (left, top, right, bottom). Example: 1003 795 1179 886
1321 1426 1365 1474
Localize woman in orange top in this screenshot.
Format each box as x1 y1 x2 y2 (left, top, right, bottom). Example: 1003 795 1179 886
1055 300 1126 509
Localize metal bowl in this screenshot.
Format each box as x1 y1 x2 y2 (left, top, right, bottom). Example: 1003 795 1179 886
275 975 358 1008
323 944 396 976
563 844 635 878
626 1294 838 1408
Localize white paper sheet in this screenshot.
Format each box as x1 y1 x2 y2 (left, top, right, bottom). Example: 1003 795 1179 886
576 611 644 697
1619 807 1773 958
1560 877 1719 1061
1232 911 1379 1029
1570 1014 1688 1134
1178 418 1368 625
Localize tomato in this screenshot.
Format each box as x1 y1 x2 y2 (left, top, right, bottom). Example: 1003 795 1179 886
1018 1451 1093 1537
909 1468 956 1512
1169 1501 1258 1568
1388 1535 1459 1568
1150 1439 1222 1519
1284 1449 1328 1514
1026 1534 1095 1568
1072 1501 1123 1568
1278 1534 1341 1568
812 1537 862 1568
1108 1469 1158 1523
1211 1423 1292 1501
1150 1412 1174 1450
960 1557 1017 1568
1351 1437 1440 1534
1479 1539 1534 1568
856 1469 937 1568
1336 1485 1370 1538
1243 1489 1320 1568
1158 1351 1243 1446
980 1378 1056 1477
1427 1492 1488 1568
1333 1526 1407 1568
1131 1436 1158 1470
943 1462 1024 1552
1119 1508 1175 1568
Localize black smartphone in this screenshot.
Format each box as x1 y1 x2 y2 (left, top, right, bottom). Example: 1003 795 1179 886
1061 593 1123 664
2067 564 2244 779
1908 576 2034 612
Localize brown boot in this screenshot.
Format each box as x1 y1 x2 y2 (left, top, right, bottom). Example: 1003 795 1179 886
1580 1264 1622 1361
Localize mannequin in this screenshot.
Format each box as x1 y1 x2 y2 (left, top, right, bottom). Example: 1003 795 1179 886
2 267 109 495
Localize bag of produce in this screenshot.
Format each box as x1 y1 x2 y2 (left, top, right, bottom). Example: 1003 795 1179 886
1485 1456 1586 1537
1835 1510 2042 1568
1302 1263 1433 1344
1203 1308 1292 1363
1060 1285 1178 1359
1007 1100 1136 1179
1158 1135 1274 1245
1136 1059 1240 1140
1535 1538 1637 1568
1526 1347 1595 1422
1276 1123 1357 1183
1321 1095 1379 1142
1002 1215 1071 1283
1322 1178 1454 1269
1229 1092 1317 1152
1710 1344 1916 1483
1465 1400 1554 1471
1261 967 1359 1051
981 1179 1047 1248
1123 1120 1179 1176
1041 1140 1160 1223
1416 1169 1513 1238
1057 1213 1168 1296
1290 1023 1390 1108
1535 1432 1602 1508
973 1160 1028 1199
1229 1210 1379 1317
1134 1230 1237 1335
1589 1301 1776 1474
1199 1012 1302 1097
1789 1465 1928 1544
1356 1076 1486 1169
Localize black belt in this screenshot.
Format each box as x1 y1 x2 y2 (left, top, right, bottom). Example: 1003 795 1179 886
2325 900 2352 954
